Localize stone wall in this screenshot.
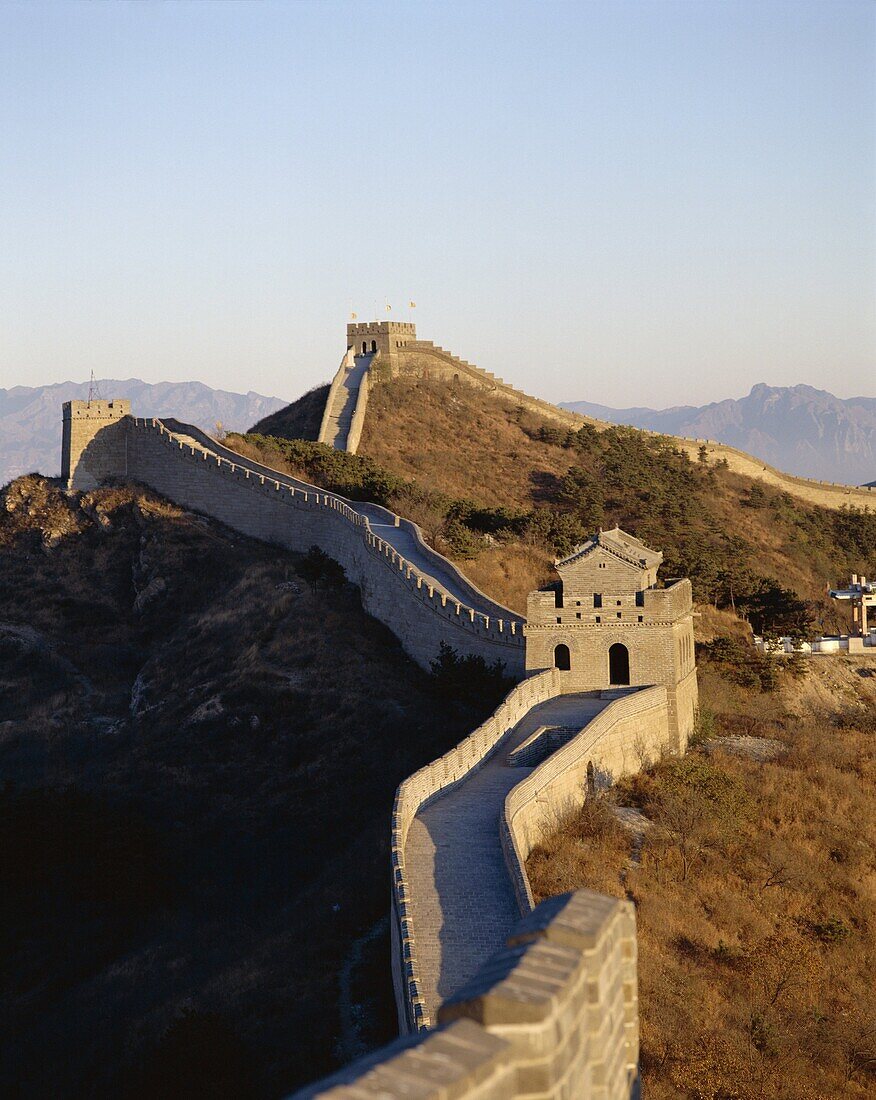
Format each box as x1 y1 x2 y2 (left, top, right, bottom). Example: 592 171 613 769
297 681 670 1099
294 890 639 1100
122 417 525 674
160 419 521 628
338 328 876 510
501 686 670 914
297 687 668 1098
395 340 589 429
674 437 876 508
317 347 357 446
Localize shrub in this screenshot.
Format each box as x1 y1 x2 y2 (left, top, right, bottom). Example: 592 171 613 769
297 546 346 589
429 642 512 707
699 635 780 692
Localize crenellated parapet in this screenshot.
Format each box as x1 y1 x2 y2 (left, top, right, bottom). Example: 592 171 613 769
390 669 561 1032
62 409 525 672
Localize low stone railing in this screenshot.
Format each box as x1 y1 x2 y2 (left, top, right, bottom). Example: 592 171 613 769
501 686 669 913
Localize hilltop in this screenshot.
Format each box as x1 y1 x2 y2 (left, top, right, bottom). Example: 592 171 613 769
237 376 875 634
0 475 494 1098
563 383 876 486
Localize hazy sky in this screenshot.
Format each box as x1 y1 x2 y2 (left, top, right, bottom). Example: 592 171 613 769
1 0 873 407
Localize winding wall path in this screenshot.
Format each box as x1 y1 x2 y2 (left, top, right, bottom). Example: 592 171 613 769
150 418 522 628
405 693 608 1020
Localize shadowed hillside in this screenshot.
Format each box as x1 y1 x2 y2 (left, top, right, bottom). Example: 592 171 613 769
247 382 330 441
0 475 494 1098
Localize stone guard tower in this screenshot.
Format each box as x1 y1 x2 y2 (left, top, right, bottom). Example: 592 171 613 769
525 527 698 752
346 320 417 372
61 399 131 490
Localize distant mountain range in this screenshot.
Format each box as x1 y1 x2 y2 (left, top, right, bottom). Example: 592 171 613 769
0 379 287 486
563 384 876 486
4 377 874 491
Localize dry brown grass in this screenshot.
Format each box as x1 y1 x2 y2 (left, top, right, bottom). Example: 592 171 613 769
359 377 575 510
527 656 876 1099
444 541 552 615
355 378 863 632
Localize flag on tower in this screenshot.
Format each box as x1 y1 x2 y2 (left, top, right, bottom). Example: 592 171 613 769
385 302 392 312
350 312 357 320
409 301 416 309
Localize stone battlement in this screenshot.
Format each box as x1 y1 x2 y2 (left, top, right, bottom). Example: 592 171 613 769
347 320 417 337
294 890 639 1100
64 411 525 670
63 398 131 420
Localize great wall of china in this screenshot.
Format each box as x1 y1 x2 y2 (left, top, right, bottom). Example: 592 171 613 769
58 325 871 1098
322 320 876 511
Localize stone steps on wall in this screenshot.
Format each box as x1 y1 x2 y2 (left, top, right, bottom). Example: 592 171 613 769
323 354 372 450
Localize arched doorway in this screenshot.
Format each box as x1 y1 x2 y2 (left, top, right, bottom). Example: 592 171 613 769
609 643 630 685
371 339 377 352
362 341 368 354
554 644 571 671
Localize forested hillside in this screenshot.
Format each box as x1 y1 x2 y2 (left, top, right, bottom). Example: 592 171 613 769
563 383 876 486
232 377 876 637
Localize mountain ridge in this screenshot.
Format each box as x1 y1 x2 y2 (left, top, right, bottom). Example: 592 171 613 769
562 383 876 486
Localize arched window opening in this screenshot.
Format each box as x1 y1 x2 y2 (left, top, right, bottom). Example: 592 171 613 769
371 339 377 352
554 644 571 671
362 341 368 355
608 642 630 685
586 760 596 797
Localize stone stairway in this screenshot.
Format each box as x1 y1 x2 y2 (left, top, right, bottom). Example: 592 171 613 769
321 354 372 450
507 724 581 768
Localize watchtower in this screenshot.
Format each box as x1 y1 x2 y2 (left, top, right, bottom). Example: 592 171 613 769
346 320 417 372
61 399 131 490
525 527 698 751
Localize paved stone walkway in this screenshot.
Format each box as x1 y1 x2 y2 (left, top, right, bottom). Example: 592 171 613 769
405 693 608 1020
